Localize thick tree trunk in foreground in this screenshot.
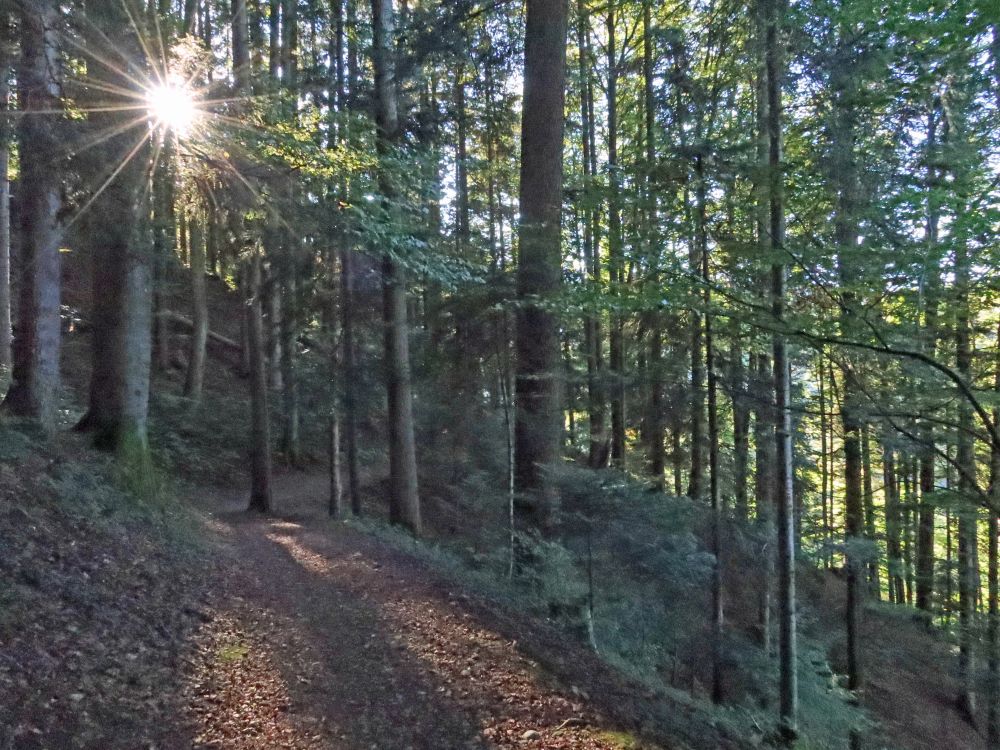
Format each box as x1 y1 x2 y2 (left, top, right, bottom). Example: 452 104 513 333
76 2 152 454
372 0 421 534
4 0 63 432
513 0 567 535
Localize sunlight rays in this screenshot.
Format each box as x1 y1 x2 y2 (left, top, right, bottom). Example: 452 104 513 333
23 2 312 236
145 80 199 136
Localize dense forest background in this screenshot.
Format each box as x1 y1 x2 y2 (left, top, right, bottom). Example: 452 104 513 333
1 0 999 748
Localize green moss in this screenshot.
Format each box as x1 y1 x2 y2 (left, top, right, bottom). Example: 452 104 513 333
217 642 250 663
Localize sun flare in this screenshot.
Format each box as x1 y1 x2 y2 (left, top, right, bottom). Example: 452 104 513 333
145 81 198 135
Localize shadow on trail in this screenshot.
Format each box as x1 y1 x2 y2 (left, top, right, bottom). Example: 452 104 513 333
207 508 495 750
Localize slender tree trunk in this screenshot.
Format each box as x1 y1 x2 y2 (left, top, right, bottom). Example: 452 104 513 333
247 255 273 512
819 351 830 567
606 0 626 470
513 0 568 535
916 103 941 618
884 438 905 604
372 0 421 534
184 213 208 400
765 0 797 731
862 426 882 599
988 322 1000 745
830 23 864 695
0 27 12 375
4 0 63 432
577 0 605 470
955 237 978 723
642 0 664 486
732 334 750 519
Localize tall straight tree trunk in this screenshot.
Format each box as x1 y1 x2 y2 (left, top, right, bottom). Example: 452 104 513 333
184 213 208 400
513 0 568 534
332 0 361 515
268 0 280 79
955 236 978 723
689 118 710 504
371 0 421 534
862 426 882 599
279 267 300 463
247 255 273 512
988 322 1000 745
606 0 626 469
830 23 864 695
232 0 251 90
0 22 12 375
819 351 830 567
884 439 905 604
578 0 606 470
232 4 272 512
916 102 941 618
706 238 724 707
642 0 664 486
765 0 797 731
76 2 153 454
732 334 751 519
4 0 63 432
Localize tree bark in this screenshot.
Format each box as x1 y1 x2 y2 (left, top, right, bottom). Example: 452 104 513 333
4 0 63 432
0 19 12 375
232 0 251 90
577 0 606 470
183 213 208 400
606 0 626 470
955 235 978 724
916 102 941 618
513 0 568 535
372 0 421 534
765 0 797 730
247 255 273 512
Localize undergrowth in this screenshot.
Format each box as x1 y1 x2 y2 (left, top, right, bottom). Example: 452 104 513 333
346 462 868 750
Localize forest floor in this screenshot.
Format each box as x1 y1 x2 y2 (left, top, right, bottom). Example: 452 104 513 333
0 450 743 750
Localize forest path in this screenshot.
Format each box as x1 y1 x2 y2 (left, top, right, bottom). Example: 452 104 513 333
184 472 636 750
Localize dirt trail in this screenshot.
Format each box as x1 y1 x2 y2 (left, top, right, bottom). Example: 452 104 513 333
186 473 658 750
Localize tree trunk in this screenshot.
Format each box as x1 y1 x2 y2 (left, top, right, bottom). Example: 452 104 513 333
606 0 626 470
765 0 797 731
372 0 421 534
279 269 300 464
988 322 1000 745
916 102 941 618
75 2 153 454
732 335 750 519
955 237 978 723
232 0 251 90
184 214 208 400
513 0 568 535
861 426 882 599
577 0 606 471
641 0 664 486
247 255 273 512
0 23 12 374
4 0 63 432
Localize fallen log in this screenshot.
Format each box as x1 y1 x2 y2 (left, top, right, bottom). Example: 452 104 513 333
158 310 242 352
